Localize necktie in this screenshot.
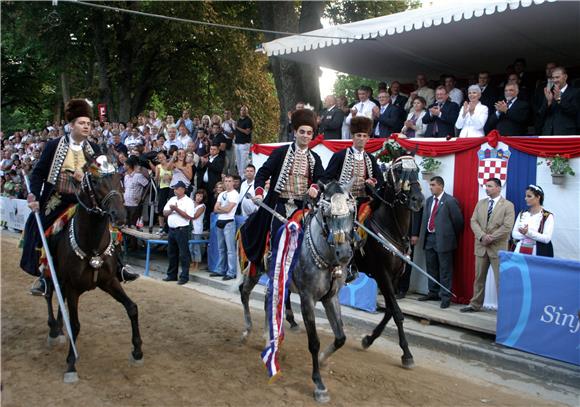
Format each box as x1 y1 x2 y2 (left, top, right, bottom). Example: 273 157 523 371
506 99 513 109
487 199 494 222
428 197 439 233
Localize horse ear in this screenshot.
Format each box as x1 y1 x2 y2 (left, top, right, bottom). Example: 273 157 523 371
317 180 326 194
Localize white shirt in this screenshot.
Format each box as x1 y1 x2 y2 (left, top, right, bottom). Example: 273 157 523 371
240 179 258 216
448 88 464 106
511 210 554 255
164 195 195 228
68 136 85 152
203 154 219 183
345 99 376 125
177 134 193 148
192 203 205 234
456 102 489 138
216 189 239 220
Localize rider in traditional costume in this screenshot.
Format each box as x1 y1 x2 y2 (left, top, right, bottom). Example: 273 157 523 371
323 116 384 203
21 99 138 295
322 116 384 282
240 109 324 264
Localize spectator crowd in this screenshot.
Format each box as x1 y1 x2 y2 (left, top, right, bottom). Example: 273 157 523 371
1 58 575 286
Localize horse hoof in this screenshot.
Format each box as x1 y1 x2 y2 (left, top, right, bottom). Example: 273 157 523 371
314 388 330 404
47 335 66 347
361 336 372 350
240 332 249 344
401 357 415 369
289 323 300 332
63 372 79 383
129 354 144 366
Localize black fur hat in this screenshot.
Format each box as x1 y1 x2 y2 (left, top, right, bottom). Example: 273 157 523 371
291 109 317 132
350 116 373 135
65 99 93 122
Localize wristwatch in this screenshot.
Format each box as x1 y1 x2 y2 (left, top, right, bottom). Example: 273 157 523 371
556 97 562 103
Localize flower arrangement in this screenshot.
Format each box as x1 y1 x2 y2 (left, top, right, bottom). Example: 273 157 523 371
538 155 575 176
419 157 442 173
376 139 407 163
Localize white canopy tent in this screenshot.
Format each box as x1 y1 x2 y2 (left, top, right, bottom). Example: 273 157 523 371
259 0 580 82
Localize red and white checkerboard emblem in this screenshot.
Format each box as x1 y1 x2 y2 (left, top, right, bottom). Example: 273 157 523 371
477 159 508 186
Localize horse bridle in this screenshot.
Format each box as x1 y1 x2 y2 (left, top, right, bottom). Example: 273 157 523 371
76 171 123 217
383 155 421 207
308 192 356 269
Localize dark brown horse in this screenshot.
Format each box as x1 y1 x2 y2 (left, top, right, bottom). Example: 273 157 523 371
354 155 423 368
45 160 143 382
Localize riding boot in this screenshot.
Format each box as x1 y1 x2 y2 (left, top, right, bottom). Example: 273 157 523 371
30 276 47 296
116 252 139 283
345 261 359 284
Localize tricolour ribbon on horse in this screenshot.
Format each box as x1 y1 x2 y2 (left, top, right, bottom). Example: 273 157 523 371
261 220 303 381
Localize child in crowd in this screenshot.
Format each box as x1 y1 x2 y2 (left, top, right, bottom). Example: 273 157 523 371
190 189 207 272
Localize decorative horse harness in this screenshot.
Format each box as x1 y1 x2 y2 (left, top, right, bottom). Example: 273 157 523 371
305 191 356 274
70 156 124 273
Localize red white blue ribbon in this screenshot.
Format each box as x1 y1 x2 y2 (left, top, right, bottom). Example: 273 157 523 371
261 221 303 380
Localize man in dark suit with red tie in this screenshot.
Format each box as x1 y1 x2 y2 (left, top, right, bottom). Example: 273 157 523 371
422 86 460 138
487 83 530 136
418 176 464 308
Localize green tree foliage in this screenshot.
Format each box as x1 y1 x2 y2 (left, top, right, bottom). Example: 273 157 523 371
332 74 380 104
1 1 279 141
324 0 420 24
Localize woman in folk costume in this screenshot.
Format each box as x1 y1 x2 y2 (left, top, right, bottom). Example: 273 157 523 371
240 109 324 264
323 116 384 204
21 99 138 295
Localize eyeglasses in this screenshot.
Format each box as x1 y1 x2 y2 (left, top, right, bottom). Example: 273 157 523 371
297 129 313 136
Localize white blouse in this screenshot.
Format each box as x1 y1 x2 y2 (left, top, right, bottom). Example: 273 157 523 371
455 102 488 138
511 210 554 255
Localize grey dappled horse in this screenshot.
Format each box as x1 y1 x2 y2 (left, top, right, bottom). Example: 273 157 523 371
355 155 423 368
239 180 356 403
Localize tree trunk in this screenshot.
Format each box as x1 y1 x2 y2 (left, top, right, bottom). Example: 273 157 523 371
60 72 70 105
297 1 324 111
258 1 324 140
92 13 115 121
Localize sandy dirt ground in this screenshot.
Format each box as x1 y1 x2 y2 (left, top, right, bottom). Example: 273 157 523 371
1 234 563 406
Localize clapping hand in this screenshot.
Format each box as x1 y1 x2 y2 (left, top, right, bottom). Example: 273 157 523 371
495 100 508 113
544 86 554 104
350 107 358 116
429 105 440 116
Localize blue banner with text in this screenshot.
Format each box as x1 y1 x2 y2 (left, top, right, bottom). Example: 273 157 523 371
497 251 580 366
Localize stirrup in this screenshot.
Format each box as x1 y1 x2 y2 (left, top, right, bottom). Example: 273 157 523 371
119 265 139 283
30 277 47 297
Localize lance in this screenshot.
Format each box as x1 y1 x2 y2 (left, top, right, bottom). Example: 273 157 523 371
355 220 456 298
23 173 79 358
248 194 289 225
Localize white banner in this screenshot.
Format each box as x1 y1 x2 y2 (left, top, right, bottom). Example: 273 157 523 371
0 197 31 231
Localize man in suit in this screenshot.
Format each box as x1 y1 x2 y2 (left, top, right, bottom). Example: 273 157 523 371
487 83 530 136
478 71 499 112
418 176 464 308
196 143 225 227
538 66 579 135
532 62 557 135
318 95 345 140
462 178 514 313
388 81 408 111
422 86 460 138
373 91 404 137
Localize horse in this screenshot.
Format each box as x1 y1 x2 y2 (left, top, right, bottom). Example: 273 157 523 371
354 155 424 368
44 158 143 382
239 180 356 403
